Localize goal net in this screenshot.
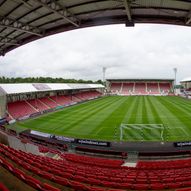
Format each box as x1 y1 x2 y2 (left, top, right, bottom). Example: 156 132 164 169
119 124 165 141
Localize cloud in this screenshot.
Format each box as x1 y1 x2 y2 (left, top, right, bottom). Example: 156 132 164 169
1 24 191 83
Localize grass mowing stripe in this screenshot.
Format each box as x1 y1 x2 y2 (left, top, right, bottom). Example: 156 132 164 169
93 96 131 137
66 96 128 135
157 97 190 141
147 96 163 124
128 96 140 124
135 96 153 141
19 97 116 130
142 96 149 124
49 97 124 133
19 97 121 135
15 96 191 141
25 97 113 123
146 97 165 141
135 96 143 123
159 97 191 138
165 96 191 115
149 96 181 141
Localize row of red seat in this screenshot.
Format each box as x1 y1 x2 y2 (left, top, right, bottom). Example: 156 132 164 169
137 159 191 169
0 144 125 191
0 155 60 191
1 143 191 190
62 153 123 168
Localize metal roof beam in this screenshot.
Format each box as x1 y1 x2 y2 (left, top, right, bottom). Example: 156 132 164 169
185 9 191 25
0 36 20 46
0 16 43 36
186 17 191 25
0 42 19 46
123 0 132 21
35 0 80 27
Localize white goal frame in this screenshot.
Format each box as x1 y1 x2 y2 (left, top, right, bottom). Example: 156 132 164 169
119 123 165 141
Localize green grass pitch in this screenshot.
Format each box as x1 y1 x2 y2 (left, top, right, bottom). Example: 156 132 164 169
14 96 191 142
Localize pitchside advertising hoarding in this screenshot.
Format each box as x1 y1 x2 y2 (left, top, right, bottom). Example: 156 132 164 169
29 130 110 146
30 130 75 143
174 141 191 147
75 139 111 147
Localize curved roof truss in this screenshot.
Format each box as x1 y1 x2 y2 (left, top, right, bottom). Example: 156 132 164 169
0 0 191 55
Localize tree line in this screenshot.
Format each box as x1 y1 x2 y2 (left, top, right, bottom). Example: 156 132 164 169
0 77 103 84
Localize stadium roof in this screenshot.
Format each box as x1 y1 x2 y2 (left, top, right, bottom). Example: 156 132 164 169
1 0 191 56
0 83 104 95
106 78 174 81
180 77 191 82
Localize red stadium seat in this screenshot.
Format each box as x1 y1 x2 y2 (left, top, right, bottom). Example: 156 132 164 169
52 176 69 187
0 183 9 191
42 183 61 191
25 175 42 190
150 183 165 190
70 180 89 191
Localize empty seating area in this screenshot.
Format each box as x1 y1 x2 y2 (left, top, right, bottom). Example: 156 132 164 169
110 81 172 96
134 83 146 94
62 153 123 168
27 99 48 112
121 83 134 95
38 97 58 108
7 91 102 120
160 83 171 93
74 91 102 101
1 143 191 190
110 83 122 93
50 95 75 106
147 83 159 94
7 101 36 119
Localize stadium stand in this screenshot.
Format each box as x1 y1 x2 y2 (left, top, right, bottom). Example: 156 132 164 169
38 97 58 108
110 83 122 94
147 83 159 94
27 99 49 112
6 90 102 120
7 101 36 119
50 95 70 106
121 83 134 95
1 143 191 190
134 83 147 94
108 79 173 96
159 82 171 93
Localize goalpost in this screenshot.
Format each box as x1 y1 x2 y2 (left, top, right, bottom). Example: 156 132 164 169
119 123 166 141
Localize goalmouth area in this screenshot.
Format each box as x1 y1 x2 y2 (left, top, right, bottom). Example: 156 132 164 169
119 124 166 142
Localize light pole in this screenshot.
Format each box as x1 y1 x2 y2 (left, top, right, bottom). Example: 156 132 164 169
102 67 106 83
173 68 177 92
102 67 107 93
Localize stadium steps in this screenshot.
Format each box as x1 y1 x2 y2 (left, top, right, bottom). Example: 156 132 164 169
48 97 60 106
25 100 38 112
122 151 138 167
37 99 50 109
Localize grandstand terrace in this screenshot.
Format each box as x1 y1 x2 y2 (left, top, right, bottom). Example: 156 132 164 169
107 78 174 96
0 83 104 122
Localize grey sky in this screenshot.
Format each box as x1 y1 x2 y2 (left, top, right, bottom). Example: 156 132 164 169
1 24 191 83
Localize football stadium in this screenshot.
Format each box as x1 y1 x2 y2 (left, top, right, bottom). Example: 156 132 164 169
1 1 191 191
